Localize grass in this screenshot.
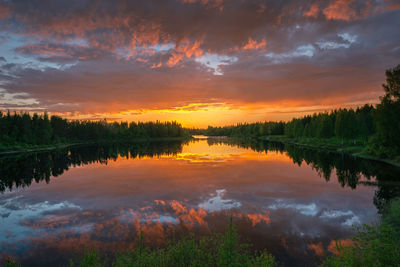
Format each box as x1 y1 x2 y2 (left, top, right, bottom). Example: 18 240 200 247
70 218 278 267
4 258 20 267
320 198 400 267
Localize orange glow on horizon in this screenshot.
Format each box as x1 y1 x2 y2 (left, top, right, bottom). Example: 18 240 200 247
50 97 380 128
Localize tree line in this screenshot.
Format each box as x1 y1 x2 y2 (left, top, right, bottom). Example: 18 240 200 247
196 64 400 159
0 113 188 149
199 105 375 143
202 121 285 137
284 104 375 142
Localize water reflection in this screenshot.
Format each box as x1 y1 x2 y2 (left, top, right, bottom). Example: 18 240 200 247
1 138 400 266
207 138 400 212
0 140 187 192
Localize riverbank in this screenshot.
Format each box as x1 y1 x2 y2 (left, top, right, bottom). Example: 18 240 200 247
260 135 400 168
0 136 192 156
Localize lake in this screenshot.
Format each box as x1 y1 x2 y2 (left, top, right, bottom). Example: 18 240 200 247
1 137 400 266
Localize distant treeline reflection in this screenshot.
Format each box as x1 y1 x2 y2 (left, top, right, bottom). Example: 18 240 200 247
1 139 399 212
206 138 400 212
0 140 187 193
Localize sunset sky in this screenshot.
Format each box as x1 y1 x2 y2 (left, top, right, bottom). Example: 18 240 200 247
0 0 399 127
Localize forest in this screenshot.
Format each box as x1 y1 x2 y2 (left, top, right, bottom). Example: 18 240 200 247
200 64 400 159
0 113 188 150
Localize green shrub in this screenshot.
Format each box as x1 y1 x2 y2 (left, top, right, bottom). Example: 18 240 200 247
321 198 400 267
73 219 278 267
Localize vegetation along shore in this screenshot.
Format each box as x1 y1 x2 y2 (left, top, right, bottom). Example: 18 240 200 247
191 65 400 167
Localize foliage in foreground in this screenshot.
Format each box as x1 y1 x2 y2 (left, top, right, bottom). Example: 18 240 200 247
321 198 400 267
72 219 278 267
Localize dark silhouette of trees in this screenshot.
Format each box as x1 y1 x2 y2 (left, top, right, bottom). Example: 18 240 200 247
284 105 374 142
200 104 375 145
0 114 187 149
200 121 285 137
368 64 400 158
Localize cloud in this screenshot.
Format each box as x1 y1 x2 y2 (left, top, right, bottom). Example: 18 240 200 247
199 189 241 211
0 0 398 122
268 200 319 216
303 3 320 18
307 242 324 256
323 0 359 21
328 239 354 255
15 43 108 62
150 62 162 69
195 53 237 75
242 38 267 50
181 0 225 11
316 33 357 50
0 3 9 20
166 39 204 67
266 44 315 63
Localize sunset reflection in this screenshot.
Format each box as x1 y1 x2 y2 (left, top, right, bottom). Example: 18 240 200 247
1 139 397 266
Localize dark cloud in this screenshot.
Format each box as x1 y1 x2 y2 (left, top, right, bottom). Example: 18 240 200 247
15 43 111 63
1 0 397 56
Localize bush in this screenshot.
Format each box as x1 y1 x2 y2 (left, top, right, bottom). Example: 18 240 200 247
321 198 400 267
72 219 278 267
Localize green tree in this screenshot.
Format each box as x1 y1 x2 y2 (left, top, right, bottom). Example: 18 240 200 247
369 64 400 158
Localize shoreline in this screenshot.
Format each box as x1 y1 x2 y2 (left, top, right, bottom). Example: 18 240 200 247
0 136 192 156
2 135 399 168
260 135 400 168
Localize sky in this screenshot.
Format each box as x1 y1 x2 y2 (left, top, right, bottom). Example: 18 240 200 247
0 0 399 127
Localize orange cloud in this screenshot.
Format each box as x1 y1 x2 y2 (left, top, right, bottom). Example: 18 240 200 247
304 3 320 18
179 208 207 227
246 212 271 226
323 0 357 21
150 62 162 69
167 39 204 67
154 199 166 205
242 38 267 50
328 239 354 255
307 242 324 256
167 52 185 67
170 200 188 214
182 41 203 58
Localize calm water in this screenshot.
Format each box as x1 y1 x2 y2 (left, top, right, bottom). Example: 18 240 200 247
1 137 400 266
